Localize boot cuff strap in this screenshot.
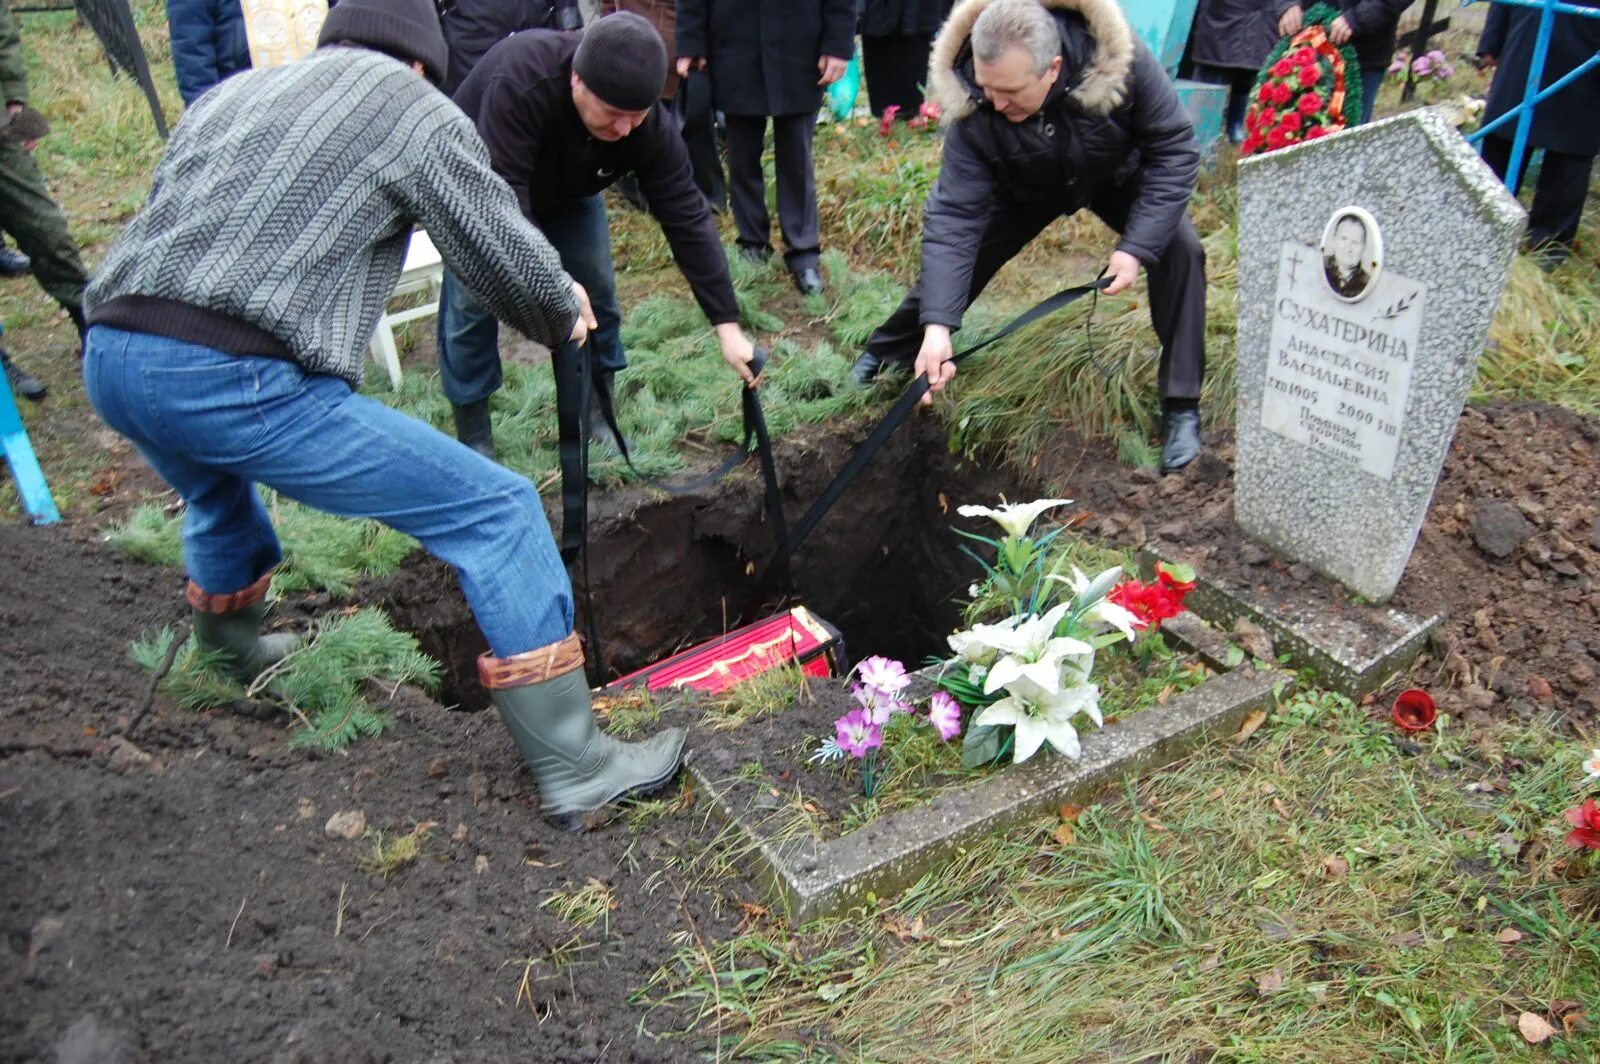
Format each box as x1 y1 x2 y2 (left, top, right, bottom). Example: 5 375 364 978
478 633 586 689
188 573 272 614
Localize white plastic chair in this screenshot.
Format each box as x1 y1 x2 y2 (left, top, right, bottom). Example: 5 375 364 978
367 230 443 389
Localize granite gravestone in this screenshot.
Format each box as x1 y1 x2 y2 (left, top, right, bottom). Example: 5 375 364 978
1234 108 1524 602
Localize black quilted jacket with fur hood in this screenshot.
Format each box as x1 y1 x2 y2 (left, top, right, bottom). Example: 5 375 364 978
918 0 1200 328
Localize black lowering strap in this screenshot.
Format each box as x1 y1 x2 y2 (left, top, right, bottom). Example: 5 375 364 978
740 277 1111 619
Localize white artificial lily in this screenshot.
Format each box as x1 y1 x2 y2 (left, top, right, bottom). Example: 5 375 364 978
957 498 1074 539
1049 566 1139 642
980 602 1093 696
1584 748 1600 786
947 619 1014 666
973 682 1102 763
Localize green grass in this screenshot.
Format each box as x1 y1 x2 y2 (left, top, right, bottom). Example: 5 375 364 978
641 698 1600 1061
129 607 440 750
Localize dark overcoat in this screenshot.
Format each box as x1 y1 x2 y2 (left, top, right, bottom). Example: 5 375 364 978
861 0 951 38
1479 0 1600 157
1189 0 1277 71
674 0 857 116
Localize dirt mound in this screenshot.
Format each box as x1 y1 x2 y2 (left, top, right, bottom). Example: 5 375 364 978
1032 400 1600 727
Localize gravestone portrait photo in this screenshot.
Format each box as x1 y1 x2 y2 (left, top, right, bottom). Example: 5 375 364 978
1320 207 1383 302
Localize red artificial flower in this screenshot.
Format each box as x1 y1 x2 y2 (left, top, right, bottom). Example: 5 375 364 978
1271 81 1293 106
1305 125 1328 140
1257 83 1273 104
878 105 900 136
1273 58 1294 77
1298 92 1324 115
1260 106 1278 128
1298 64 1320 88
1294 47 1316 66
1108 565 1194 630
1567 800 1600 849
1280 112 1303 132
1266 127 1289 150
919 100 942 122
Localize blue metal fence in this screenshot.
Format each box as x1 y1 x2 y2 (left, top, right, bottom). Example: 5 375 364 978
1463 0 1600 191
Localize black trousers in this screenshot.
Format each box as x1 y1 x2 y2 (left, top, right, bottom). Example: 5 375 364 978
679 70 727 211
1481 135 1594 250
862 32 934 117
863 186 1208 400
724 112 821 271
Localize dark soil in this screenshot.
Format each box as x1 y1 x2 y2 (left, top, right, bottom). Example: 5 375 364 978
4 396 1595 1061
1030 401 1600 729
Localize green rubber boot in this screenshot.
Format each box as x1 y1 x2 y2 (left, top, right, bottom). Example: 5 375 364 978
189 577 303 683
483 636 686 830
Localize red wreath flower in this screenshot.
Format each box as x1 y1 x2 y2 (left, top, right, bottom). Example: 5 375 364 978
1298 64 1320 88
1280 112 1303 132
1294 47 1316 66
1272 58 1295 77
1259 106 1278 127
1566 800 1600 849
1266 127 1290 150
1257 83 1273 104
1306 124 1328 140
1271 81 1293 105
1298 91 1324 115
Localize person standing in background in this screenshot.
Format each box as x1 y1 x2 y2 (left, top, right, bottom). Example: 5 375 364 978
860 0 953 119
674 0 856 295
1188 0 1276 143
166 0 252 103
439 0 580 95
1476 0 1599 269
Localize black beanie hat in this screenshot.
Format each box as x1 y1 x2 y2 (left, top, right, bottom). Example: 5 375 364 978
317 0 449 86
572 12 669 111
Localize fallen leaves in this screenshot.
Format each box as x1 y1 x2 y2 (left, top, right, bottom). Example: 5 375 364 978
1518 1011 1556 1044
1255 968 1285 996
1495 927 1524 944
1320 854 1349 879
1053 803 1083 846
1233 709 1268 743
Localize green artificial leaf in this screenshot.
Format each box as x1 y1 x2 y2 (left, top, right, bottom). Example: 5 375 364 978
962 723 1009 769
1156 560 1196 584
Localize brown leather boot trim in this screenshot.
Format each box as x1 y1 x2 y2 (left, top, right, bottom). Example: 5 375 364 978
478 633 586 690
187 573 272 614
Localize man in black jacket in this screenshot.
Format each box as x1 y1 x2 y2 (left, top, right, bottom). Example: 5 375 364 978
675 0 856 295
440 12 757 456
850 0 1207 473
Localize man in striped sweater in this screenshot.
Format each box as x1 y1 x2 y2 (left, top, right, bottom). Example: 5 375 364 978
83 0 686 830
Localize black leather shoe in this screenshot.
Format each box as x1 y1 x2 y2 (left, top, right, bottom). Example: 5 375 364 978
792 266 824 296
1 348 46 401
1160 408 1202 473
738 244 771 265
0 245 30 277
849 350 913 386
451 399 496 460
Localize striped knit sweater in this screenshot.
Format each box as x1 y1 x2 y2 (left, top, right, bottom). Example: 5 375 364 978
87 48 579 387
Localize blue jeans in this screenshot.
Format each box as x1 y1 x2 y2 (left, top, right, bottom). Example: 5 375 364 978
83 327 573 658
1356 66 1384 126
437 193 624 406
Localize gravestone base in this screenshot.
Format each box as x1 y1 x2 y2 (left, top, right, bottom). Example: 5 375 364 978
1143 550 1440 700
685 667 1282 923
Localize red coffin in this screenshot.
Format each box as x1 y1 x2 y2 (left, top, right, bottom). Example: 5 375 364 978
604 606 845 694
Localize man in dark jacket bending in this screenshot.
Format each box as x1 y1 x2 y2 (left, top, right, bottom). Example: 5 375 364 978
441 12 756 456
850 0 1207 473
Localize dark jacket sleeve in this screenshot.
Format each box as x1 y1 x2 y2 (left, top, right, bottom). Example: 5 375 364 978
820 0 858 59
0 0 29 104
917 122 997 329
674 0 708 58
1478 1 1509 55
167 0 220 105
635 109 739 324
1115 40 1200 265
1342 0 1412 37
472 72 550 218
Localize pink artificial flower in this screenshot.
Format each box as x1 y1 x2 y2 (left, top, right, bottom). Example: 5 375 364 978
878 105 901 135
851 683 907 725
835 708 884 759
918 99 941 122
1411 55 1433 77
858 656 911 698
928 691 962 741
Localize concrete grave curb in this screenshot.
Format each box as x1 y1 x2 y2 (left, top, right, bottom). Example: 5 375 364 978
685 666 1282 923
